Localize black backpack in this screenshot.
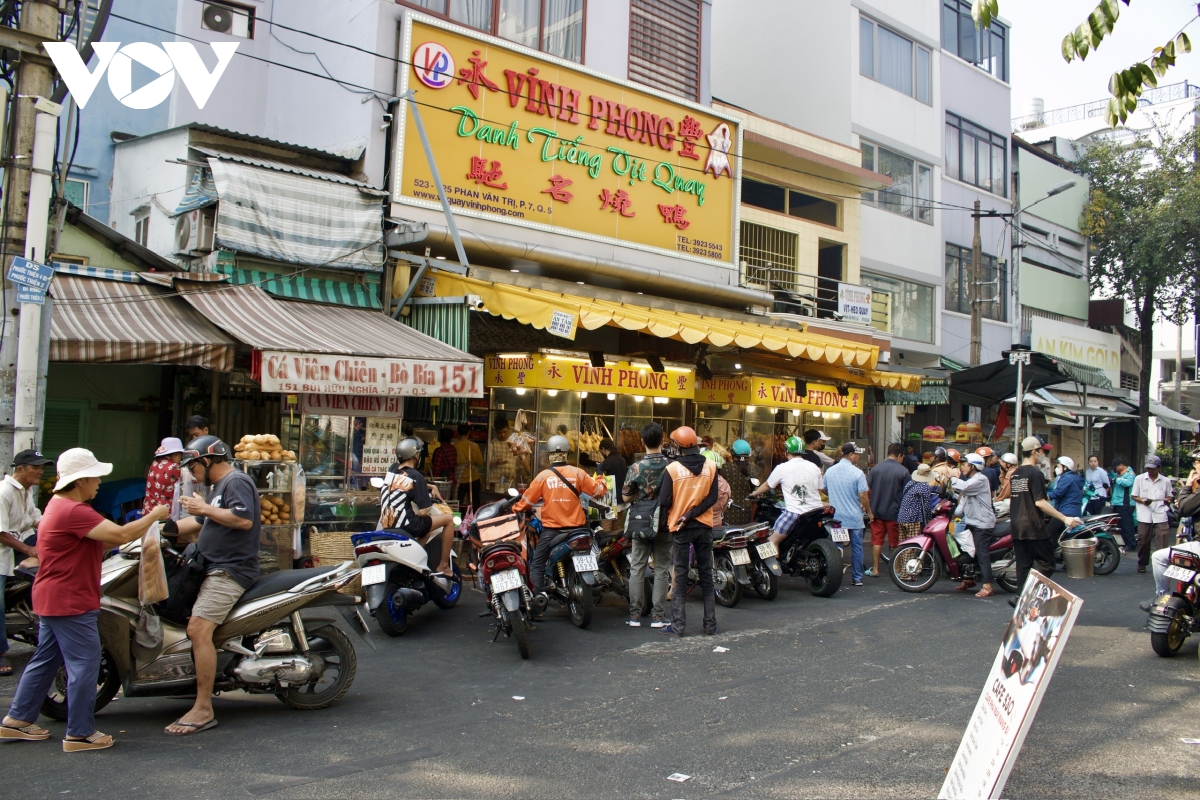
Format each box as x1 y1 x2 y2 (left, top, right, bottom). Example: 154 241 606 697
625 496 660 541
156 543 208 625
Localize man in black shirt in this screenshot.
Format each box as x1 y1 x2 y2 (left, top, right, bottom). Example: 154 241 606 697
1009 436 1082 600
596 438 628 495
801 429 829 471
902 444 921 474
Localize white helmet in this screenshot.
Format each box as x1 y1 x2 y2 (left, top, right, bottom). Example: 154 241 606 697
964 453 985 469
1056 456 1075 471
1000 453 1019 466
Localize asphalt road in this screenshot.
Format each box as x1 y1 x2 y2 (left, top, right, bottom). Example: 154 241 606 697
4 550 1200 799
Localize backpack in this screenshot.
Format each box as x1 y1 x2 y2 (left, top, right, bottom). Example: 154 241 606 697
625 496 661 541
156 543 208 625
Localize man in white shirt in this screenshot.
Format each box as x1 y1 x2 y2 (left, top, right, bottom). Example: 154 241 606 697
1132 455 1174 573
0 449 52 675
747 435 824 548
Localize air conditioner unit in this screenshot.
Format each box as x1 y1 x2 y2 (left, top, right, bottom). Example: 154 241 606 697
200 2 254 39
174 209 215 255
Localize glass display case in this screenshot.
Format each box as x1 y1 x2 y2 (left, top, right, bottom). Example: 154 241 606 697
234 459 304 574
615 395 684 463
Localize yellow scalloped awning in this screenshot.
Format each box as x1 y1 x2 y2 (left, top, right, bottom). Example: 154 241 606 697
435 273 886 371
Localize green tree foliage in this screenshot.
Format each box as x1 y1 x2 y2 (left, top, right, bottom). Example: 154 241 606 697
1077 129 1200 459
974 0 1194 126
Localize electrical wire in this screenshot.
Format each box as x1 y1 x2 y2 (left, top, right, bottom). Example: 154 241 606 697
111 10 997 213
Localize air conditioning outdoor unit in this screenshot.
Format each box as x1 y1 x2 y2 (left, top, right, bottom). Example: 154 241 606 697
200 2 254 39
174 208 215 255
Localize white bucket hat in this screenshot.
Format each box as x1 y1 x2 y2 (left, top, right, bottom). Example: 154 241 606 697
155 437 185 457
54 447 113 492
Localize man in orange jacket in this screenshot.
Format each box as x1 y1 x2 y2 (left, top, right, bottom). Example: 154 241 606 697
659 426 720 637
513 434 607 594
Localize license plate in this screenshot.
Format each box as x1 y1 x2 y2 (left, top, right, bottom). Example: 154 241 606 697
729 548 751 566
361 564 387 586
830 530 850 543
490 569 523 593
756 542 778 559
1165 564 1196 583
572 554 599 572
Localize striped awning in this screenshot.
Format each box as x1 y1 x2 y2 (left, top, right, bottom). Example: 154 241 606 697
214 265 381 310
48 275 235 370
204 151 386 273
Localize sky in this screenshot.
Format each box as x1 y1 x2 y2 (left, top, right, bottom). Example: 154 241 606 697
1004 0 1200 114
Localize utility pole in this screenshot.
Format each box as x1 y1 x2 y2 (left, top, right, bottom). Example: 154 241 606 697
970 199 983 366
1174 309 1184 478
2 3 62 466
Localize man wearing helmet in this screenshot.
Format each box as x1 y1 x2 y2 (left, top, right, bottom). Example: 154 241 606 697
513 434 607 596
718 439 755 526
379 438 456 580
747 435 825 550
658 426 721 636
162 436 261 736
975 447 1000 494
995 452 1020 501
952 453 998 597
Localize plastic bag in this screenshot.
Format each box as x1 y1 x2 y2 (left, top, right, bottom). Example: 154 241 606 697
139 523 169 605
952 521 976 557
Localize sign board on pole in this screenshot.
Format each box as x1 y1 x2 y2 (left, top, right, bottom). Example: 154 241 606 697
837 283 874 325
16 285 45 305
940 572 1083 799
6 256 54 292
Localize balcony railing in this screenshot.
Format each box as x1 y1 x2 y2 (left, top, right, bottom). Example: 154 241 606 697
1012 80 1200 131
750 270 891 334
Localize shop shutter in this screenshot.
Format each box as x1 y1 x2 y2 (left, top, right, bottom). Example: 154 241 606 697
628 0 703 101
401 302 471 427
43 401 88 459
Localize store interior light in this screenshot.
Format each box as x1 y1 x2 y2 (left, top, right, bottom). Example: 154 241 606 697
746 405 755 411
830 412 841 419
634 395 644 402
812 411 822 417
510 269 519 273
579 391 587 398
769 408 778 415
547 389 558 397
515 388 526 395
734 363 742 370
655 397 668 404
791 409 801 417
607 393 616 401
436 255 446 260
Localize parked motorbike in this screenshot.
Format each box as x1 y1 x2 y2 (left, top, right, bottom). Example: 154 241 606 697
466 491 534 659
352 530 462 636
39 536 370 721
751 489 844 597
710 515 773 607
1058 513 1122 575
1148 546 1200 657
889 499 1018 593
3 562 38 646
525 513 600 628
593 524 652 615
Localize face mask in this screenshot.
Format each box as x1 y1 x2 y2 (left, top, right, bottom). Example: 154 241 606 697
1055 465 1064 476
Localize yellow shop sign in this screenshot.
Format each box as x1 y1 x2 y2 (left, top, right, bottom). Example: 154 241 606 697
486 354 693 399
696 376 864 414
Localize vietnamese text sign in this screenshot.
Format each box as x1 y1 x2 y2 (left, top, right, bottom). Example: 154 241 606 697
485 353 693 399
362 417 401 474
7 256 54 292
838 283 873 326
301 394 404 415
1030 316 1120 388
695 376 865 414
396 16 740 264
940 573 1082 799
16 285 45 305
260 351 482 398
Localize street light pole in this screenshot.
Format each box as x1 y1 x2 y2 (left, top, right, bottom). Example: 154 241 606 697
1010 350 1031 455
970 200 983 365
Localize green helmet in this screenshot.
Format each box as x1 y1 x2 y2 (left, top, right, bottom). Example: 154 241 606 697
785 435 803 454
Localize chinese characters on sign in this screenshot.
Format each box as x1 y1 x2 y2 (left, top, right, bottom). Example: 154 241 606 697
485 353 694 400
837 283 874 326
542 174 574 202
362 417 401 474
599 188 635 217
467 156 507 189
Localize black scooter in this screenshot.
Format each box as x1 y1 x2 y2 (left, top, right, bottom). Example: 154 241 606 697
1148 546 1200 656
751 482 844 598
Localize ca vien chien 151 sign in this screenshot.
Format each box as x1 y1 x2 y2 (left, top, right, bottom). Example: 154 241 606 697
394 14 740 264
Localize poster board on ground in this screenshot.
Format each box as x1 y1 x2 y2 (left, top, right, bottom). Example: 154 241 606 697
939 572 1083 799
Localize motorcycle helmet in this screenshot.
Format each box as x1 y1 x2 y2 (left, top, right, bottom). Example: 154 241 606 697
975 446 995 459
785 435 803 454
1056 456 1075 472
964 453 985 470
546 434 571 454
395 437 423 462
1190 447 1200 461
181 435 230 486
933 446 947 460
945 448 962 464
670 426 700 453
731 438 752 456
1001 453 1019 466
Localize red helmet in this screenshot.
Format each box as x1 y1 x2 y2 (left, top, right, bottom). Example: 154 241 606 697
670 426 699 450
945 448 962 463
975 446 995 458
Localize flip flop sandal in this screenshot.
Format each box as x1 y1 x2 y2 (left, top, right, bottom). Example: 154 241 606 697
975 588 995 598
954 581 977 592
1 722 51 740
164 718 218 737
63 732 114 752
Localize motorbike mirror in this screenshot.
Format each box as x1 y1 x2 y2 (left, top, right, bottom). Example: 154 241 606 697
369 477 384 489
507 487 520 497
749 478 761 487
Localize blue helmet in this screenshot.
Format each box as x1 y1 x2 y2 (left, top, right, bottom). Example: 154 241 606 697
731 439 751 456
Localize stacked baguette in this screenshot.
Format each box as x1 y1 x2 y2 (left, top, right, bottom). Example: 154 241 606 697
260 494 292 526
234 434 296 462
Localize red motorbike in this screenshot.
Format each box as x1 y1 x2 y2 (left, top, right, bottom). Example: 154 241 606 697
889 499 1019 593
466 492 534 659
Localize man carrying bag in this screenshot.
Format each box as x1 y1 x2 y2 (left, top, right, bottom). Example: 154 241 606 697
621 423 671 629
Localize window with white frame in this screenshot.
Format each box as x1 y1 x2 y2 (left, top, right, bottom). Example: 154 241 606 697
860 272 935 343
861 142 933 224
63 178 89 211
133 208 150 247
860 15 932 105
945 112 1007 196
945 243 1006 321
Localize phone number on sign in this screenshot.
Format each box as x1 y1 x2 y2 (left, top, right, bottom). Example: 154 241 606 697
676 235 725 260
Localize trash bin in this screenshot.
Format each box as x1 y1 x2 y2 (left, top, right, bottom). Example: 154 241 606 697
1061 537 1097 579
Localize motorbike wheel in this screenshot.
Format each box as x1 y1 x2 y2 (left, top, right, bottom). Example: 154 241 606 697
566 567 593 628
374 581 409 637
511 610 531 660
1151 609 1189 657
40 651 120 721
751 562 779 600
1093 538 1121 576
713 554 742 608
430 562 463 609
888 544 940 593
805 540 844 597
280 624 357 709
